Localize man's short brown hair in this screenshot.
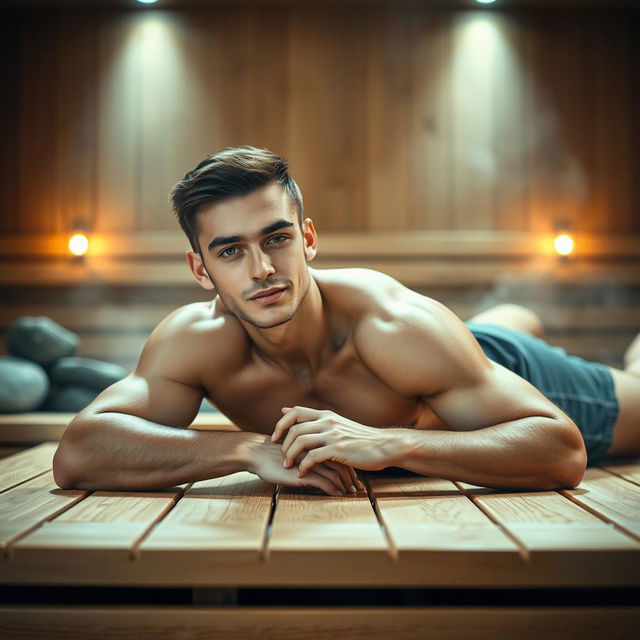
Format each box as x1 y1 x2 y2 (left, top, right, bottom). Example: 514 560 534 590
170 146 304 253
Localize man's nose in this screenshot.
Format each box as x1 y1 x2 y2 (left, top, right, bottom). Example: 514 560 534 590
250 248 275 281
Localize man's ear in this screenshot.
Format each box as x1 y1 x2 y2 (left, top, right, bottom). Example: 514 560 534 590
302 218 318 262
186 250 216 291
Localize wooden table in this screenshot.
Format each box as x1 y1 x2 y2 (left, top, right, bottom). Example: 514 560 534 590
0 441 639 638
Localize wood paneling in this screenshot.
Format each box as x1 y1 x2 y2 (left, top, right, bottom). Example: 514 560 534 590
0 4 638 237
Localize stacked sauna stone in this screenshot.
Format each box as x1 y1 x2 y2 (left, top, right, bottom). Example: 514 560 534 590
0 316 126 413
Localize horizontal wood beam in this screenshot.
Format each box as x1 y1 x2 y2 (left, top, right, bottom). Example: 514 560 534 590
1 231 639 258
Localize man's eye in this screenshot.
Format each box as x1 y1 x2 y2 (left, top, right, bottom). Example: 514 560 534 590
219 246 239 258
267 234 289 245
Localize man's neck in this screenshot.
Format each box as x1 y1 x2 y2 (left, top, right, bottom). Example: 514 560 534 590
244 276 332 377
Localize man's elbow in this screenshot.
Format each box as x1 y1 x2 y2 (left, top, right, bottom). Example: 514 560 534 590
551 421 588 489
53 445 81 489
53 419 91 489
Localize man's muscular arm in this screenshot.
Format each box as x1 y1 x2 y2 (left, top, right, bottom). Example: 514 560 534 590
273 295 587 490
53 309 354 496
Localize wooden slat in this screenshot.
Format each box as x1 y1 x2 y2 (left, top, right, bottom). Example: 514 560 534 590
267 486 391 573
0 443 57 493
0 471 87 556
2 256 639 288
469 490 640 585
368 474 523 580
0 413 239 445
450 11 496 231
0 606 638 640
95 12 140 234
13 486 184 561
559 467 640 539
600 459 640 486
139 472 273 562
2 231 640 259
1 302 638 333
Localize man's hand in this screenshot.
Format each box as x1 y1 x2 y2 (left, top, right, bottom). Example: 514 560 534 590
247 434 363 496
271 406 393 477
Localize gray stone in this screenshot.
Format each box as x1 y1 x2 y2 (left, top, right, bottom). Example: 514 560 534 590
48 357 127 391
0 356 49 413
6 316 79 366
43 385 99 413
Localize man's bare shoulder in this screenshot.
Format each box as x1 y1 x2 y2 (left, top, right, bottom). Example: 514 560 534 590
136 299 250 386
319 268 482 397
313 267 407 311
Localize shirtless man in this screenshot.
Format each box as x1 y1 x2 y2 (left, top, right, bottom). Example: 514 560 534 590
53 146 640 495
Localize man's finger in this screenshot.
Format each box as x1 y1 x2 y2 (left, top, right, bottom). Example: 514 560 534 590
298 447 334 477
347 465 365 491
281 422 322 458
326 461 357 494
311 464 348 494
272 406 322 442
284 433 326 467
304 470 344 496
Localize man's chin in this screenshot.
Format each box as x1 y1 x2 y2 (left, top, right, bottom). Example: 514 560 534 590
241 309 297 330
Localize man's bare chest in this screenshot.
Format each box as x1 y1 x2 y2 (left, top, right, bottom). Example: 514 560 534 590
204 344 431 435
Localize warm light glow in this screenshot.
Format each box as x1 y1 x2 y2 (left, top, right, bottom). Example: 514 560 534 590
68 232 89 257
137 0 159 4
553 233 575 257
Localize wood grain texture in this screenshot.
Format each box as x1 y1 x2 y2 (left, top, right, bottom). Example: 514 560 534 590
0 606 638 640
1 6 638 237
140 472 273 561
0 443 57 493
559 467 640 539
0 471 87 555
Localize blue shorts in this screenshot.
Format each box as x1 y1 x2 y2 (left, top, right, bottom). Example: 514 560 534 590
465 322 619 465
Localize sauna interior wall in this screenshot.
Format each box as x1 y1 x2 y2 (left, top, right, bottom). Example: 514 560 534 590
0 2 638 372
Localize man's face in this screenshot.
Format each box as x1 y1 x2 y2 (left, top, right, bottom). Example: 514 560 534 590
189 183 316 329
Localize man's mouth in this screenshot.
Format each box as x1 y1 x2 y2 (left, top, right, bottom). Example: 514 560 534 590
248 286 288 305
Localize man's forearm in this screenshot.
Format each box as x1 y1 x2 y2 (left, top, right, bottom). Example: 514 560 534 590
53 412 266 491
383 417 587 490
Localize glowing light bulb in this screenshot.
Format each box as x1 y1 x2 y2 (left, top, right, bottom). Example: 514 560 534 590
476 0 497 4
68 232 89 257
137 0 159 4
553 233 574 257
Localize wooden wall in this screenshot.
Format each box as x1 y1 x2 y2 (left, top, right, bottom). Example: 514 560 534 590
0 3 639 237
0 1 638 373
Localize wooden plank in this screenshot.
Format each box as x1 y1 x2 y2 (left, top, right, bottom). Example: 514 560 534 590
0 471 87 556
54 12 98 239
1 301 638 334
412 11 453 231
492 14 528 232
0 11 21 235
601 459 640 486
13 487 184 561
450 11 496 230
469 489 640 585
0 606 638 640
2 256 639 288
139 472 273 563
18 14 60 234
369 474 523 581
2 231 640 259
0 414 239 445
288 5 367 233
364 6 413 231
95 12 140 233
559 467 640 539
267 486 391 574
0 443 57 493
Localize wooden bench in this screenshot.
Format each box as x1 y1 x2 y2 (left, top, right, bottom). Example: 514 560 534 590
0 440 638 638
